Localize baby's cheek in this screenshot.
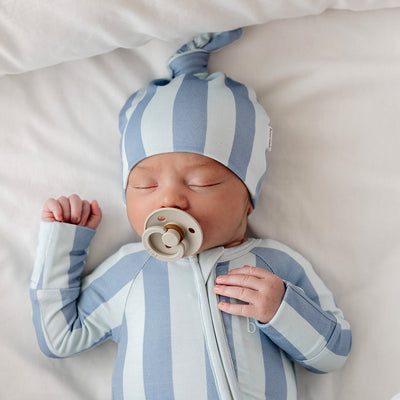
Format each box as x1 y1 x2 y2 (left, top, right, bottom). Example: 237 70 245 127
127 210 146 236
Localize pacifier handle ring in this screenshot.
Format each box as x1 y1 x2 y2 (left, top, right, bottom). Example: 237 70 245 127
142 225 185 261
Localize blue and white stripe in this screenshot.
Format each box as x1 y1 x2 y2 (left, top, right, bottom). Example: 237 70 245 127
31 222 351 399
119 30 271 207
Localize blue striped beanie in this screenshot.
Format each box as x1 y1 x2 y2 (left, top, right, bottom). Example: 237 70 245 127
119 29 272 207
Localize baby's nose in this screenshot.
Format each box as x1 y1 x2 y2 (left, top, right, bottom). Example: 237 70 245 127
159 187 189 210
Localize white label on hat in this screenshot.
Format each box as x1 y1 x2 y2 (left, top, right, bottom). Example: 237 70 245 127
267 126 273 151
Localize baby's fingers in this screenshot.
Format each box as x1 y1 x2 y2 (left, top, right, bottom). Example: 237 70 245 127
217 301 254 320
215 272 261 290
68 194 84 224
42 198 63 222
57 196 71 222
78 200 91 227
227 265 271 279
41 195 101 229
214 284 256 305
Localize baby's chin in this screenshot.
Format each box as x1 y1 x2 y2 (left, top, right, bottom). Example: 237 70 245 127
224 237 248 248
197 237 248 253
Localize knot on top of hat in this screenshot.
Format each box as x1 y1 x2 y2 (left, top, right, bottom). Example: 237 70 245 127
168 28 242 78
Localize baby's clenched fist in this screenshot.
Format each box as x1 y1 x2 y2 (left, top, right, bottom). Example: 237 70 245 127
42 194 102 230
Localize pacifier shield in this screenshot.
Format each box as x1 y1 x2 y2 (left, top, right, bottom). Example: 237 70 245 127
142 208 203 261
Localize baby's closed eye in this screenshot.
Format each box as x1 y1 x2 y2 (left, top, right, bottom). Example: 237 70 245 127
187 178 222 188
129 179 158 189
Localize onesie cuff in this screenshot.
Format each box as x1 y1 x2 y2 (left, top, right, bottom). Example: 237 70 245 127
31 221 96 290
256 281 337 362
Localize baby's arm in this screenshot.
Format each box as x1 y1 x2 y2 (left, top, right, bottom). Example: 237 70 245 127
42 194 102 229
31 195 125 358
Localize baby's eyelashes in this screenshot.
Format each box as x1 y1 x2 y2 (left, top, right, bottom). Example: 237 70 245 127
132 185 158 190
128 180 158 190
187 179 222 188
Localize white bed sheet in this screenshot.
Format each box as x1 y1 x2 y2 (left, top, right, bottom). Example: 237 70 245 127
1 3 400 400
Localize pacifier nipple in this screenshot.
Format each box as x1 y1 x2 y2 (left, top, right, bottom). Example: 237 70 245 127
142 208 203 261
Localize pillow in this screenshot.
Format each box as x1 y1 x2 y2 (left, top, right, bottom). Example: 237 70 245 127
1 0 400 76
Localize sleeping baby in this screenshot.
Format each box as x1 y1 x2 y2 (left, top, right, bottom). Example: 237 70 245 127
30 29 351 400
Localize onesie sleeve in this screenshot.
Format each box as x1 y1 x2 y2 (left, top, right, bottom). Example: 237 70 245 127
253 242 352 373
30 221 132 358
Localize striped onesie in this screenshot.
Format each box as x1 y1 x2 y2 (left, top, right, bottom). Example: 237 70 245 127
31 221 351 399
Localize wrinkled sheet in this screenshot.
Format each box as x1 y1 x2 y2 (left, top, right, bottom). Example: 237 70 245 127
1 3 400 400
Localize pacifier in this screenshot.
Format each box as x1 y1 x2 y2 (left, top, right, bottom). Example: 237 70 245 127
142 208 203 261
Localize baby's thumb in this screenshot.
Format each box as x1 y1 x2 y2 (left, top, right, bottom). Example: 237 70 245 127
87 200 102 230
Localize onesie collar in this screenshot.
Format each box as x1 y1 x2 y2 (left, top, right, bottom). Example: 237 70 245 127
193 238 260 282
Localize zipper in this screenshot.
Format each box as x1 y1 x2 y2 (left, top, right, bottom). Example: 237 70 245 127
207 264 242 400
190 256 233 400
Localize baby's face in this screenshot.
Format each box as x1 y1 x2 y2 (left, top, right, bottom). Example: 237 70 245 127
126 152 253 253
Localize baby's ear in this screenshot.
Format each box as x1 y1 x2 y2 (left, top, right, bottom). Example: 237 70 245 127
247 203 254 216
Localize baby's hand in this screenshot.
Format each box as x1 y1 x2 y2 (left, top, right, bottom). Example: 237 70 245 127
214 266 285 324
42 194 102 230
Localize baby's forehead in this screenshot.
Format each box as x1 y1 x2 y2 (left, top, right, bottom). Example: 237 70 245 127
132 152 226 172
